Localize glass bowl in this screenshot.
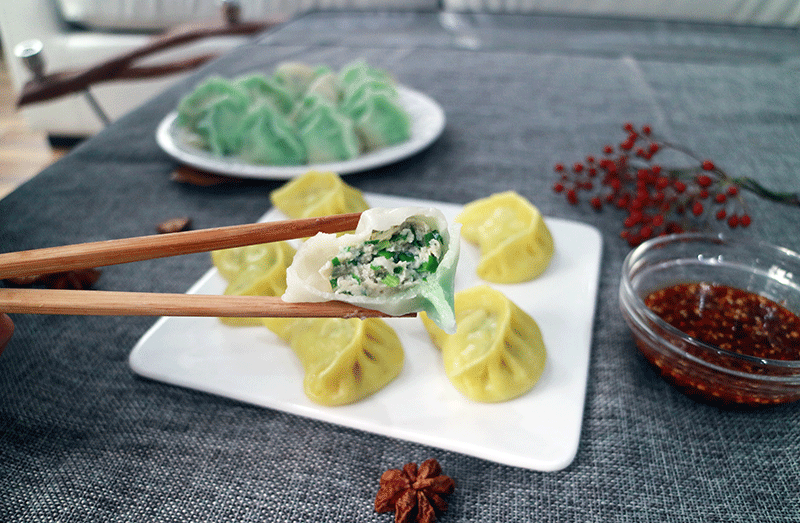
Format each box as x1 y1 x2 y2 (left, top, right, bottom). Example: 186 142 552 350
619 232 800 407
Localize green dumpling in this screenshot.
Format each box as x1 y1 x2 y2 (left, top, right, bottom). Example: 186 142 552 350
237 105 307 165
339 79 397 119
350 91 411 151
233 73 294 114
273 62 333 100
177 76 250 154
304 72 340 104
176 76 248 130
194 95 250 156
338 59 393 88
297 99 361 163
292 94 334 128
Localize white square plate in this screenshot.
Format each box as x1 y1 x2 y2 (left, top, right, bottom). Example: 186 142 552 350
130 194 602 471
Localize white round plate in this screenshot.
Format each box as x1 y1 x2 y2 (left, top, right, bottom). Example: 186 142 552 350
156 86 446 179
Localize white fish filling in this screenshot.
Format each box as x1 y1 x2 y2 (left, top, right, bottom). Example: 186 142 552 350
324 218 443 297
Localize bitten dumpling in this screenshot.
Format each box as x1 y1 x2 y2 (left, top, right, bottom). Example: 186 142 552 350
421 285 546 403
211 241 296 326
282 207 460 333
262 317 404 406
269 170 369 219
456 191 554 283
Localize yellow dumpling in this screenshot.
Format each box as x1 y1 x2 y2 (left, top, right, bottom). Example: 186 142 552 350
262 317 404 406
456 191 554 283
211 241 295 326
421 285 546 403
269 170 369 219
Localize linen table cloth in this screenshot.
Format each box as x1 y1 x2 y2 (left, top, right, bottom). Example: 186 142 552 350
2 10 799 522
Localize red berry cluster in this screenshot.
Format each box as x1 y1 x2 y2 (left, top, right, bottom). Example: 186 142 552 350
553 123 752 246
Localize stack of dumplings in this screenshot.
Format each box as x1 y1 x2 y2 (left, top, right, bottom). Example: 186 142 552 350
210 174 555 407
176 60 412 165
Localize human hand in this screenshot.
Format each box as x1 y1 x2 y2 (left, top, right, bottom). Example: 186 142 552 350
0 313 14 355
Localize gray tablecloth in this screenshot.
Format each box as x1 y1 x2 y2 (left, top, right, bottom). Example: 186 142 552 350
2 10 800 522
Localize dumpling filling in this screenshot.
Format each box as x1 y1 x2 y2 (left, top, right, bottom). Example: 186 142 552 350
327 218 443 296
282 206 460 333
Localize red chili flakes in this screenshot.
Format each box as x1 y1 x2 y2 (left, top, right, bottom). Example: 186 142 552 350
639 283 800 406
645 283 800 361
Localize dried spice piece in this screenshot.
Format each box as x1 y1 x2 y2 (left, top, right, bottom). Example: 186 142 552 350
3 268 102 290
157 217 192 234
170 165 242 186
375 459 454 523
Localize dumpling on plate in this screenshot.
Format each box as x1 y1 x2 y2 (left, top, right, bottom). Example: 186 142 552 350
269 170 369 220
273 62 332 100
338 59 394 89
281 207 460 333
236 105 307 165
349 91 411 152
211 241 296 326
304 72 339 104
178 77 250 156
339 78 397 118
233 73 294 114
456 191 554 283
262 317 404 406
421 285 546 403
296 98 361 163
176 76 248 131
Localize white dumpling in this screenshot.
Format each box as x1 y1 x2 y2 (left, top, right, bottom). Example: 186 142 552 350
282 207 460 333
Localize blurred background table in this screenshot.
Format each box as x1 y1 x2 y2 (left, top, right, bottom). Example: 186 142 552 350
2 9 799 522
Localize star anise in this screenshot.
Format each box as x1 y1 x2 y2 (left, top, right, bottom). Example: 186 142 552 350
375 458 455 523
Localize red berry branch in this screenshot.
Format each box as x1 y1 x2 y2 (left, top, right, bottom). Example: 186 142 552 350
553 123 800 246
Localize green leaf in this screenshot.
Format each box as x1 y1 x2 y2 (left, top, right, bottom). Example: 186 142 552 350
396 252 414 262
382 274 400 287
419 254 439 273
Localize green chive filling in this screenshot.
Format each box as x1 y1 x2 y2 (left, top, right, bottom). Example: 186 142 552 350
327 217 444 296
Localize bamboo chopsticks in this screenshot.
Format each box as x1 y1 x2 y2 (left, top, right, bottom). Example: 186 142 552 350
0 213 361 279
0 212 404 319
0 289 401 318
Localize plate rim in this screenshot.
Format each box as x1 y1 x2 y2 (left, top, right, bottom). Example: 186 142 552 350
155 85 446 179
